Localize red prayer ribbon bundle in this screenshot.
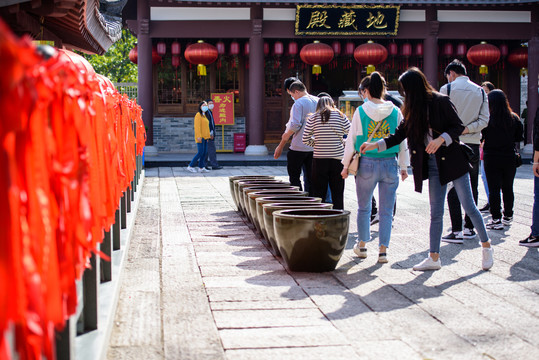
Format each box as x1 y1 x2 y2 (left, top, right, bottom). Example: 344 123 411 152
0 20 145 359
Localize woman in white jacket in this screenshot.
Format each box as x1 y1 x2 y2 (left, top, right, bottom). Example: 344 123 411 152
341 72 409 263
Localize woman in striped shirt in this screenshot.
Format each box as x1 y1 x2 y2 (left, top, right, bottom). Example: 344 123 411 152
302 96 350 209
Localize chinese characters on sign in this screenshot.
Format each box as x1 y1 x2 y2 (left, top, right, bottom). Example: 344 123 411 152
211 93 235 125
295 5 399 36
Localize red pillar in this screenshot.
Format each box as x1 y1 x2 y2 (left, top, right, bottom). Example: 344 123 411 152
137 0 153 145
424 9 439 88
245 8 268 155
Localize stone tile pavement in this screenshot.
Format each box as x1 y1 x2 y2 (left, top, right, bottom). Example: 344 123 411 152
107 165 538 360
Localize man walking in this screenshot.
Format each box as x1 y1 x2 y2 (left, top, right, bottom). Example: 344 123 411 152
440 59 489 243
274 80 318 195
205 99 222 170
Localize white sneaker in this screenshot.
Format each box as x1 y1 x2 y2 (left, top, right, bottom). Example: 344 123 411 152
187 166 198 173
482 247 494 271
199 167 210 173
353 243 367 258
413 256 441 271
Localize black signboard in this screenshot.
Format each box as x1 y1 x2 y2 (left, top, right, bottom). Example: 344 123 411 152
295 5 400 36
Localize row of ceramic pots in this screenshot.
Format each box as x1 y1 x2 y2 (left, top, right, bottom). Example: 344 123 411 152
228 175 350 272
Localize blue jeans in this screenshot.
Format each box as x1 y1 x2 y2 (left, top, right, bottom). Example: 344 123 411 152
428 155 489 253
532 175 539 236
189 139 208 168
481 159 489 199
355 157 399 248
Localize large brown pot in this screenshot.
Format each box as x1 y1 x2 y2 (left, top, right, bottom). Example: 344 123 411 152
273 209 350 272
255 196 323 241
229 175 274 209
262 202 332 256
241 185 298 221
235 180 287 215
246 190 308 232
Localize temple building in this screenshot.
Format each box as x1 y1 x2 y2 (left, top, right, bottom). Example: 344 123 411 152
2 1 538 155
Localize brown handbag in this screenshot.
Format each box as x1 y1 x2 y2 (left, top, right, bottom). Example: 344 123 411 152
347 120 383 176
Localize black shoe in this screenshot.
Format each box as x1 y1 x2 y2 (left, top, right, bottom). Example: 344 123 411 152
519 234 539 247
205 166 212 170
479 203 490 212
211 165 223 170
442 231 463 244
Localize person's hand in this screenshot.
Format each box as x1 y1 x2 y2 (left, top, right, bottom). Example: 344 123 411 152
425 137 444 154
341 168 349 179
461 127 469 135
360 142 378 154
197 137 202 142
274 144 283 159
400 169 408 181
534 163 539 177
210 135 214 140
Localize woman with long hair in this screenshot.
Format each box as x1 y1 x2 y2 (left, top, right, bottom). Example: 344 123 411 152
482 89 524 229
302 95 350 209
341 72 409 263
361 68 493 271
187 101 212 173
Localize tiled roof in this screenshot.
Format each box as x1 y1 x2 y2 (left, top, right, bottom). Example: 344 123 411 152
158 0 538 4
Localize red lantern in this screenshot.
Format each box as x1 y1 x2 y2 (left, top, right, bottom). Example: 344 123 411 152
244 42 250 56
287 41 298 68
500 44 509 58
171 41 181 55
171 55 180 68
467 42 500 75
184 40 219 76
129 46 138 64
508 46 528 75
344 42 355 56
273 41 284 57
300 40 334 75
230 41 240 56
264 42 270 56
456 43 467 58
331 41 341 56
156 41 166 56
354 40 388 74
442 43 454 58
287 41 298 57
387 43 398 57
128 45 161 65
216 41 226 55
400 42 412 58
414 43 424 57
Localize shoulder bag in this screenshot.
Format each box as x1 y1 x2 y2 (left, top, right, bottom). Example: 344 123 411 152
348 120 383 175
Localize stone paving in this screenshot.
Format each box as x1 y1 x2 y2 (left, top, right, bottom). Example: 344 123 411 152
107 165 538 360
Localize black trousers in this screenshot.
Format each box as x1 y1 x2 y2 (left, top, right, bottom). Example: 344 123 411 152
447 143 480 231
312 158 345 209
287 149 313 196
484 154 516 220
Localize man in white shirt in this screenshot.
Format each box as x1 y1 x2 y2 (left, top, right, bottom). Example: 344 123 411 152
440 59 490 243
274 80 318 195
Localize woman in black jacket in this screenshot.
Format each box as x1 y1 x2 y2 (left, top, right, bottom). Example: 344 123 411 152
361 68 493 271
482 89 523 230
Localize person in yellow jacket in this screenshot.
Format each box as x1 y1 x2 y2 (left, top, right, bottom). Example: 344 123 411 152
187 101 212 173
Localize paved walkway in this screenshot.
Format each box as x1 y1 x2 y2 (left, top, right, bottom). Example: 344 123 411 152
107 165 538 360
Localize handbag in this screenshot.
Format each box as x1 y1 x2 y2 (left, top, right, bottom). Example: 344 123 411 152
347 120 383 176
460 142 476 163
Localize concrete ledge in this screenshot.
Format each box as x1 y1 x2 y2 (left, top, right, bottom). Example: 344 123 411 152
244 145 269 156
75 170 145 360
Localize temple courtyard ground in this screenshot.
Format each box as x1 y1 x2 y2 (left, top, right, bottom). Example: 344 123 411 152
107 164 538 360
